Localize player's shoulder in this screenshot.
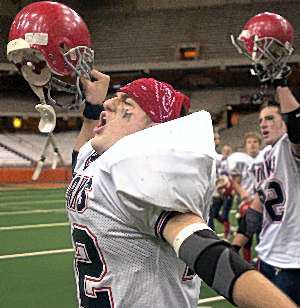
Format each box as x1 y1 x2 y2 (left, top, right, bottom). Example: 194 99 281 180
75 140 95 170
100 111 216 172
255 145 272 163
216 153 223 161
228 152 251 163
78 140 94 158
278 133 290 146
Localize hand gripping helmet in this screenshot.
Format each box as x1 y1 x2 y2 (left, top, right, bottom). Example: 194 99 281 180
231 12 294 82
7 1 94 112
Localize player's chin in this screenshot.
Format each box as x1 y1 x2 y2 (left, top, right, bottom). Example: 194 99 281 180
263 136 272 145
93 125 106 135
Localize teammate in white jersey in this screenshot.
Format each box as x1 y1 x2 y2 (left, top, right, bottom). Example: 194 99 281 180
8 2 296 307
208 141 234 237
232 87 300 305
228 132 261 261
231 10 300 304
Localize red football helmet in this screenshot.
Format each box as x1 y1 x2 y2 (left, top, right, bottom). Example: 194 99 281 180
231 12 294 82
7 1 93 109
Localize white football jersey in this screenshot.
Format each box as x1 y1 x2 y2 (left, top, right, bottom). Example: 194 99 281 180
226 152 255 195
253 134 300 268
213 154 229 197
66 111 216 307
216 154 229 177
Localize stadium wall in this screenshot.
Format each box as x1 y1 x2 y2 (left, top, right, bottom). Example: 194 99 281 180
0 167 72 184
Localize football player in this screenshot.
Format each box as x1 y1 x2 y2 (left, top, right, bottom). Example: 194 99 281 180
232 11 300 305
70 68 295 308
9 3 296 307
227 132 262 261
208 140 234 237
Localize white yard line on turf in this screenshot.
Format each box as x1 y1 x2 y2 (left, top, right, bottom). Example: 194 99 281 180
0 248 74 260
0 208 65 216
0 199 64 206
0 222 69 231
198 296 225 304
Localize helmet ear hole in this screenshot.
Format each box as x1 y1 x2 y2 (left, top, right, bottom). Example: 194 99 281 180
59 42 70 54
21 62 52 87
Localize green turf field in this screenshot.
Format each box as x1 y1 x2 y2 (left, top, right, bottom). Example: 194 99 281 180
0 187 235 307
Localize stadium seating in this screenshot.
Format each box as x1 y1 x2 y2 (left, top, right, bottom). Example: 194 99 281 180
0 144 31 166
0 132 77 167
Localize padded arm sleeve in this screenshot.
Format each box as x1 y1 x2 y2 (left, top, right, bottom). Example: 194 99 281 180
238 208 262 239
282 107 300 144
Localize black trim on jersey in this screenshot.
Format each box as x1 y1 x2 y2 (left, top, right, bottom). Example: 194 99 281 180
83 151 100 170
155 211 177 240
72 150 79 175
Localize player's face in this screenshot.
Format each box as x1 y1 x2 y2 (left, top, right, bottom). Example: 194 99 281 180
259 106 286 145
214 132 220 146
245 137 260 157
91 92 152 153
222 145 232 157
214 132 221 152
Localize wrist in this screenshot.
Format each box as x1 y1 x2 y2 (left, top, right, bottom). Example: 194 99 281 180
273 78 288 89
83 102 103 120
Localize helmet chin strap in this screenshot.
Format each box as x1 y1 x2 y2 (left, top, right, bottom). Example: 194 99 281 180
16 56 56 133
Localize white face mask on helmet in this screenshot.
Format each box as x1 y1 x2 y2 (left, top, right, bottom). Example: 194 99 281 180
231 12 294 83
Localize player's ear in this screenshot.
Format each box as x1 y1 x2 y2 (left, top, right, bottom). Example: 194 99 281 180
146 121 157 128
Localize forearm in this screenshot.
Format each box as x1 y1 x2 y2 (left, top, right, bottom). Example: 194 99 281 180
233 270 296 307
74 118 98 151
163 212 296 307
276 86 299 113
277 87 300 155
233 194 263 248
163 212 254 305
232 232 250 248
231 180 249 200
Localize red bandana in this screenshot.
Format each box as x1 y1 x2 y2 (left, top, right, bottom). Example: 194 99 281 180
120 78 184 123
175 91 191 115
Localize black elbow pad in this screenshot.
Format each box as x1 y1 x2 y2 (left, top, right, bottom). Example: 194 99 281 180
238 208 262 239
179 229 254 305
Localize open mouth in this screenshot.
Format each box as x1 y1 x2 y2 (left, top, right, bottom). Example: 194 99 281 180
262 131 269 138
94 111 107 134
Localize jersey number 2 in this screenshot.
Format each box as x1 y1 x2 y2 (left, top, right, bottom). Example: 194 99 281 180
258 179 285 222
72 224 113 308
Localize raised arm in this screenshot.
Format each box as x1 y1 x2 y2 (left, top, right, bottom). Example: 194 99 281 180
277 86 300 156
72 70 110 171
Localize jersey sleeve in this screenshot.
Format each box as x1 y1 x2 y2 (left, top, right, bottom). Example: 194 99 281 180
227 153 252 177
73 140 94 173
